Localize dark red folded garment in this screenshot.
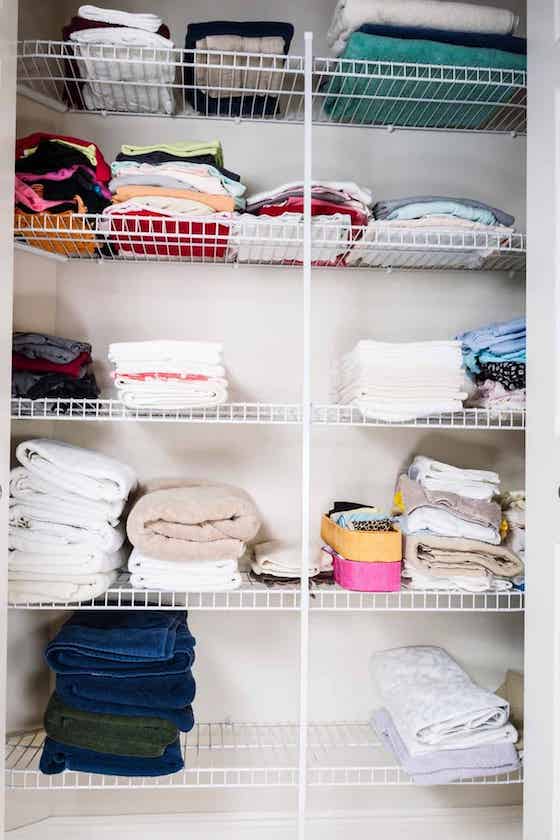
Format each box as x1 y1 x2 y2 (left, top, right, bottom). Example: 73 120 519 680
12 351 92 378
256 197 369 228
15 133 111 185
105 211 231 260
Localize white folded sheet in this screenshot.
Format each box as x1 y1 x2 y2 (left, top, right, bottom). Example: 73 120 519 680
370 645 517 756
8 570 119 604
108 340 223 365
328 0 517 55
128 547 241 591
78 5 163 32
408 455 500 500
15 439 137 504
9 548 125 576
9 520 126 554
9 467 125 523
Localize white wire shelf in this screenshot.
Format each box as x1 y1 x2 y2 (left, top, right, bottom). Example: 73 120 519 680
314 404 526 430
13 214 526 272
5 723 523 789
6 571 524 612
16 41 526 135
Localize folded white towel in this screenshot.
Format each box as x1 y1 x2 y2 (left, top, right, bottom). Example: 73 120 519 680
78 5 163 33
9 548 125 576
371 645 517 756
354 398 466 422
112 362 226 378
129 547 241 590
116 383 228 410
252 540 323 578
9 520 126 554
15 439 137 504
9 501 127 551
9 467 125 523
403 568 512 594
328 0 517 55
109 341 223 365
8 570 119 604
409 455 500 501
402 509 500 545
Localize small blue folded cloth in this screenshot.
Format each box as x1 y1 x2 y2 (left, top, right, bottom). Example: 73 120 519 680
39 735 184 777
45 611 195 677
457 317 526 373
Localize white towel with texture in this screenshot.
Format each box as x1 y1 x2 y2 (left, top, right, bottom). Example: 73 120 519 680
8 519 126 554
9 548 125 576
9 500 127 549
371 645 517 756
409 455 500 500
116 382 228 410
402 508 501 545
15 439 137 503
251 540 324 578
403 568 512 594
109 340 223 365
328 0 517 55
8 570 119 604
128 547 241 590
78 5 163 32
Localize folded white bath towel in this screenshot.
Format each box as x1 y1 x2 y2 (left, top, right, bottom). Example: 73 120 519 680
117 383 228 410
9 467 125 523
8 570 119 604
402 509 500 545
370 645 517 756
9 501 126 550
78 5 163 33
328 0 517 55
252 541 322 578
9 520 126 554
9 548 125 576
109 341 223 365
354 398 466 422
409 455 500 500
402 567 512 594
16 439 137 504
128 547 241 590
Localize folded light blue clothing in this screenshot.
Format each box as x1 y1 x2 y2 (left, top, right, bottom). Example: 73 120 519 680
457 318 526 352
374 196 514 227
45 611 195 677
478 348 526 364
110 160 246 198
372 708 520 785
39 735 184 777
384 200 498 226
458 317 526 373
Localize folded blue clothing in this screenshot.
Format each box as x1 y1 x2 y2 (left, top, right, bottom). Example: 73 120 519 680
45 611 195 677
374 197 514 228
56 685 195 731
356 24 526 55
385 200 498 226
457 317 526 352
39 735 184 777
478 348 526 364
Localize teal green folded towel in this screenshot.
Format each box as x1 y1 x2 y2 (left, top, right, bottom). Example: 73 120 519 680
323 32 527 129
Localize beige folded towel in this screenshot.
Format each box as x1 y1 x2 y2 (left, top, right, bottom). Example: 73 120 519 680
195 35 286 97
404 532 524 579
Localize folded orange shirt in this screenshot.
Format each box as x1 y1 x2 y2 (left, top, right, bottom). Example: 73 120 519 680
112 186 236 213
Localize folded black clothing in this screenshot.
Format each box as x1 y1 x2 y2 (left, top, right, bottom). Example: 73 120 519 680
476 361 525 391
355 23 527 55
114 150 241 183
35 169 111 214
15 140 94 175
328 501 376 516
12 371 100 400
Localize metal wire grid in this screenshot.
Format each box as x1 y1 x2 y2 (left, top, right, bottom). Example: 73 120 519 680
314 404 526 430
13 214 527 271
4 723 523 789
6 571 524 612
16 41 527 134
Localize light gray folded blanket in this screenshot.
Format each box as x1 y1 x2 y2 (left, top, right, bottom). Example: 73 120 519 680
13 332 91 364
126 479 261 561
404 532 524 579
398 475 502 532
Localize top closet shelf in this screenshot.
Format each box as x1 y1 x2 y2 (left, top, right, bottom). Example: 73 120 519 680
17 41 527 135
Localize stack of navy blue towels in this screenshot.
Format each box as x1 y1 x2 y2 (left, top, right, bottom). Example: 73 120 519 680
40 610 195 777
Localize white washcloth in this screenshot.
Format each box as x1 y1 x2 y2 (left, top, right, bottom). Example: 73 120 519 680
8 519 126 554
78 5 163 33
9 548 125 575
370 646 517 756
252 541 322 578
109 340 223 365
10 467 124 525
409 455 500 500
8 570 119 604
16 439 137 504
328 0 517 55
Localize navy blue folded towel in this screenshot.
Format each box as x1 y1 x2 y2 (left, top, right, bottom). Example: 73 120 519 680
39 735 184 776
356 23 527 55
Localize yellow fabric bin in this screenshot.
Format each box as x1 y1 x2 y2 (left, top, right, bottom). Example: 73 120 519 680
321 515 402 563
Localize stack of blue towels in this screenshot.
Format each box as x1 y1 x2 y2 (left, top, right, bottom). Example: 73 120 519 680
40 610 196 777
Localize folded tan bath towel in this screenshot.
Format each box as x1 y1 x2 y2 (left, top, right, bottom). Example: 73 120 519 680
404 532 524 579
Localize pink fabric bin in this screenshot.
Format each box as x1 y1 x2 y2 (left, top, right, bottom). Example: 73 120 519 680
333 553 401 592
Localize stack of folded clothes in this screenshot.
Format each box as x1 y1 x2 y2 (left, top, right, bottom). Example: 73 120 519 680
498 489 525 590
324 0 526 129
101 140 244 259
12 331 100 402
335 339 467 421
108 340 228 410
40 610 195 776
239 180 372 265
126 479 261 592
397 455 524 592
185 21 294 118
250 540 334 585
370 645 520 784
347 195 516 269
62 5 176 114
460 317 526 413
8 439 136 604
14 131 111 256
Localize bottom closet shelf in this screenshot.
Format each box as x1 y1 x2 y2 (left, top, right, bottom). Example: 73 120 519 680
5 724 523 790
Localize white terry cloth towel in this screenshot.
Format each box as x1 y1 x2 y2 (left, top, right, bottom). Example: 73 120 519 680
409 455 500 501
109 340 223 365
8 570 119 605
327 0 517 55
233 213 353 265
128 548 242 591
402 568 512 594
15 439 137 504
9 547 125 576
251 541 322 578
401 510 501 545
8 519 126 555
354 398 466 422
10 467 125 525
116 381 228 410
370 646 518 756
69 28 175 116
78 5 163 32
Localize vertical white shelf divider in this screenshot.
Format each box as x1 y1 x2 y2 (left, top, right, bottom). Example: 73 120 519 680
298 30 313 840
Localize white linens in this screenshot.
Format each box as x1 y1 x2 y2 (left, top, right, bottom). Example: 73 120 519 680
108 340 223 365
234 213 353 264
370 646 517 756
69 28 175 115
8 570 119 604
402 568 513 594
118 382 228 410
9 466 125 523
9 500 128 547
402 508 501 545
8 518 126 554
409 455 500 500
328 0 517 55
252 541 323 578
9 548 125 575
78 5 163 32
15 439 137 503
112 363 226 378
128 548 241 591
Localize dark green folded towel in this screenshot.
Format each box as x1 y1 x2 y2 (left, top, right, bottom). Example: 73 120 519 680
44 693 178 758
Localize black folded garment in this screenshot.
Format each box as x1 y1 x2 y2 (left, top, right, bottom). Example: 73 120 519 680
15 140 93 175
114 150 241 182
184 21 294 118
12 371 100 401
34 169 111 213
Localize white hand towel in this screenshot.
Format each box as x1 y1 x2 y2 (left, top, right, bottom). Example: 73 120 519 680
9 548 125 575
78 5 163 33
252 541 321 578
108 340 223 365
117 383 228 410
15 439 137 504
8 570 119 604
409 455 500 500
9 467 125 523
402 509 501 545
9 520 126 554
128 547 241 590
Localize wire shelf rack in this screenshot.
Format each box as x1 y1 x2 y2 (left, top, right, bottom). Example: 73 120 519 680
314 404 526 430
6 571 525 612
14 213 527 271
16 41 526 135
5 723 523 789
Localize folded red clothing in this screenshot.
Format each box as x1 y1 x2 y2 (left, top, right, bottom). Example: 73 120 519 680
105 210 231 260
12 350 91 378
256 197 369 228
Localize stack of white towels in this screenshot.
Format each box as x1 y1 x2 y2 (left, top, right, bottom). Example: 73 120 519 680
109 340 228 409
335 340 467 421
8 439 137 604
